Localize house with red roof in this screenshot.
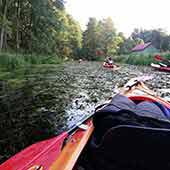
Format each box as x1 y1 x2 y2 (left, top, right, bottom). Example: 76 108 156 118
131 42 159 54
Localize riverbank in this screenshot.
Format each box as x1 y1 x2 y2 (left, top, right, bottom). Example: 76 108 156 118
0 52 62 72
114 53 170 65
0 52 64 89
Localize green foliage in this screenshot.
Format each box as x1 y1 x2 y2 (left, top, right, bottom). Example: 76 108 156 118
118 38 136 54
125 54 155 65
113 55 127 63
1 0 170 63
82 17 124 60
82 18 98 60
159 52 170 60
97 17 117 55
54 11 82 59
114 53 170 66
0 0 82 59
0 53 62 70
114 54 154 65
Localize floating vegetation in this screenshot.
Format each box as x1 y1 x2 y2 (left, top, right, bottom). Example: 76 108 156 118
1 62 170 163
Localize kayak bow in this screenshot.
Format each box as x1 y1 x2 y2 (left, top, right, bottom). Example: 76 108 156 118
151 63 170 72
0 118 94 170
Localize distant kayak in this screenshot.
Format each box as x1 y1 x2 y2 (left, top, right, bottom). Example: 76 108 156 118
151 63 170 72
103 62 114 68
103 62 120 70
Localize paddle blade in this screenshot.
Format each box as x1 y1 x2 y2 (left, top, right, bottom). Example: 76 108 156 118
0 132 68 170
124 75 153 89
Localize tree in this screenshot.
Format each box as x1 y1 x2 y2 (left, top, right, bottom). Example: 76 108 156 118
0 0 83 59
66 14 82 57
118 37 136 54
0 0 13 50
54 10 82 58
82 17 98 60
82 17 122 60
97 17 117 55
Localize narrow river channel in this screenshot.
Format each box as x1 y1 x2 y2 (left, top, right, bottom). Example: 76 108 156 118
1 61 170 163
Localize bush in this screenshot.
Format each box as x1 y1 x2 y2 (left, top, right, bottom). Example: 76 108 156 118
114 53 170 65
160 52 170 60
0 53 62 70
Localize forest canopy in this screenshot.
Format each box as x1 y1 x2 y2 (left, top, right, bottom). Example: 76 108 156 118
1 0 170 60
0 0 82 58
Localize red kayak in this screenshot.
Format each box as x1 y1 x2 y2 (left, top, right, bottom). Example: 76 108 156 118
151 63 170 72
151 55 170 72
103 62 120 70
103 62 114 68
0 119 94 170
159 66 170 72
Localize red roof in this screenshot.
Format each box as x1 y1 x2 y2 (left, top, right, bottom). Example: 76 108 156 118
131 42 152 52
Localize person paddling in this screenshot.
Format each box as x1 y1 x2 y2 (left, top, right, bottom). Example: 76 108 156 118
105 57 113 65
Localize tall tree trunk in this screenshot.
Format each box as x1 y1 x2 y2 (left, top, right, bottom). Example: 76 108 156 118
16 0 20 51
0 1 8 51
4 32 7 49
0 28 5 50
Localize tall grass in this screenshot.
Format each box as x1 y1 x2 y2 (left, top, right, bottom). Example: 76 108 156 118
114 53 170 66
0 53 63 70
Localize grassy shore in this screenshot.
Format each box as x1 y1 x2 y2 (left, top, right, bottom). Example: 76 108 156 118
114 53 170 65
0 53 64 89
0 53 63 70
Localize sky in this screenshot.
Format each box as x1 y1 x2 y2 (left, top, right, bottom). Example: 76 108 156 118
66 0 170 37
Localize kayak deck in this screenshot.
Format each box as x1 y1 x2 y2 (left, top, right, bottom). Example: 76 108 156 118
0 132 68 170
0 120 94 170
50 120 94 170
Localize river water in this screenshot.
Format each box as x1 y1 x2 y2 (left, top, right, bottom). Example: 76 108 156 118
0 61 170 163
